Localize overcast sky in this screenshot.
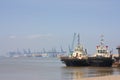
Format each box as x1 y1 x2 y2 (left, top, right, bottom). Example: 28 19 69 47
0 0 120 55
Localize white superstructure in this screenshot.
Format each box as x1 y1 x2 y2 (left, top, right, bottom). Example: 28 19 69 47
71 34 88 59
93 35 111 58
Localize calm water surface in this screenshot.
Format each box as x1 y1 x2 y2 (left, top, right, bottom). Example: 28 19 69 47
0 57 120 80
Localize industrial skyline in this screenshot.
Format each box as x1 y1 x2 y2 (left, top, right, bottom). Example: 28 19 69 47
0 0 120 56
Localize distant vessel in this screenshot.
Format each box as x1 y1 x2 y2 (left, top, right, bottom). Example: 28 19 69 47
88 35 113 67
60 34 89 66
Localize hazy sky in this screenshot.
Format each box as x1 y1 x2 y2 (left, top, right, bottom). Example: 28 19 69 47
0 0 120 55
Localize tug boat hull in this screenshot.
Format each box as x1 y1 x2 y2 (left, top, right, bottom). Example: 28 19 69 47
60 57 89 67
88 57 113 67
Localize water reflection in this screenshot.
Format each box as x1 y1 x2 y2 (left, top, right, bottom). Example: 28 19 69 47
87 67 114 77
61 67 120 80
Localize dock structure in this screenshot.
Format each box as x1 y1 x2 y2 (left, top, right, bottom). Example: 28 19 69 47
116 46 120 59
112 46 120 67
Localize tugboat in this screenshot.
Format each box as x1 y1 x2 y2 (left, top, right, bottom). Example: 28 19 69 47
60 34 89 67
88 35 113 67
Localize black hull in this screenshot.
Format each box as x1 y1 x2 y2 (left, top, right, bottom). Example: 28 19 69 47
60 57 89 67
88 57 114 67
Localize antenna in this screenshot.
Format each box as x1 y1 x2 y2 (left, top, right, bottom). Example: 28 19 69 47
100 34 104 45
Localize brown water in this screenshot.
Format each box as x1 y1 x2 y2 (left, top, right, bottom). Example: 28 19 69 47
0 57 120 80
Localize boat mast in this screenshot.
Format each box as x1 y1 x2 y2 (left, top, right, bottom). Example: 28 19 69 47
69 33 76 54
71 33 76 50
78 34 80 45
100 35 104 46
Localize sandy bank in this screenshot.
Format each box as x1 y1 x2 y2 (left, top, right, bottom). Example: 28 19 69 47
81 75 120 80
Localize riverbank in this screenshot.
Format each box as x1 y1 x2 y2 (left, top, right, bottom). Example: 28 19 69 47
82 75 120 80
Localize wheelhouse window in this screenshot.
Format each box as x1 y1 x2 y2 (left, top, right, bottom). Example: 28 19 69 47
98 50 107 53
